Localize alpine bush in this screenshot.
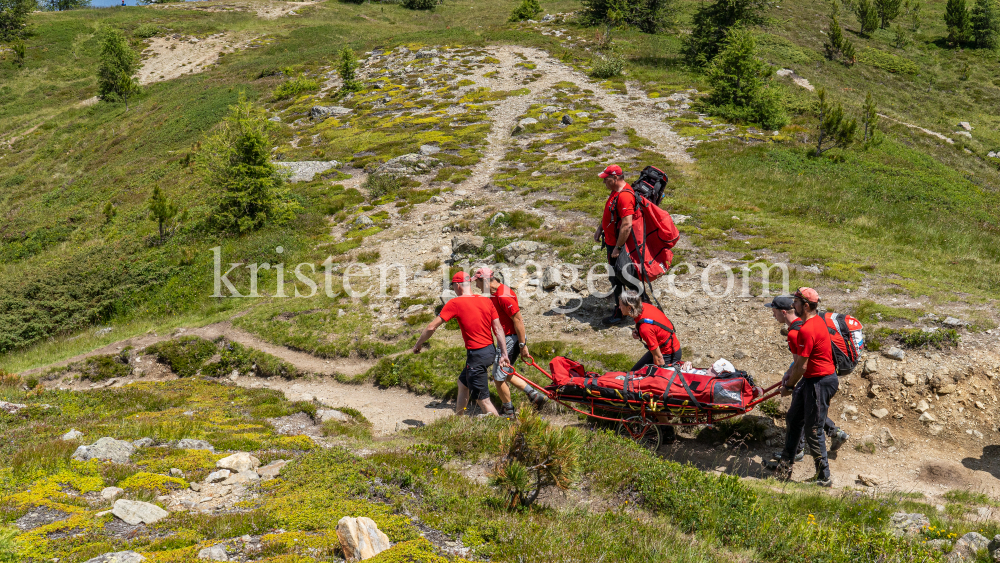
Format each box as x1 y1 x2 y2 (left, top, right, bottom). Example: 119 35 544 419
813 88 857 156
97 28 141 110
704 27 788 129
145 336 218 377
0 0 34 40
580 0 676 33
509 0 541 22
589 50 625 78
489 410 583 508
402 0 435 10
272 75 320 100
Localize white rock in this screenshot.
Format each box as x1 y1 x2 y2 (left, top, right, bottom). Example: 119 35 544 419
132 437 154 448
101 487 124 501
62 429 84 441
216 453 260 473
197 545 229 561
958 121 972 131
902 372 917 386
318 409 350 423
0 400 28 415
915 400 929 413
919 412 937 423
258 459 289 479
517 117 538 128
73 437 135 464
83 552 147 563
112 499 169 525
176 439 214 451
274 161 341 183
419 144 441 156
541 266 561 290
943 316 967 327
205 469 231 483
336 516 392 562
403 304 424 317
871 408 890 419
222 470 260 485
843 405 859 416
883 347 905 361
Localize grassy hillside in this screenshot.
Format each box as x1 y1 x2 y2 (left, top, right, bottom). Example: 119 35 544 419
1 0 999 366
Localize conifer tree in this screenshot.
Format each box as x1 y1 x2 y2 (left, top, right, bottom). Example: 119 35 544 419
815 89 857 156
861 91 879 145
971 0 999 48
856 0 880 34
97 28 140 111
875 0 902 28
705 27 787 129
148 186 177 242
945 0 971 44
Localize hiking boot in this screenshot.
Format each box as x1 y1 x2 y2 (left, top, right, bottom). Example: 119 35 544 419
765 460 793 481
501 404 517 419
830 429 849 452
602 308 625 326
815 478 833 488
773 450 805 463
529 391 548 409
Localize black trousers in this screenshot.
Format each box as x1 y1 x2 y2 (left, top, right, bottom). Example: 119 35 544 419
606 244 641 303
793 382 838 454
630 349 683 372
781 374 839 481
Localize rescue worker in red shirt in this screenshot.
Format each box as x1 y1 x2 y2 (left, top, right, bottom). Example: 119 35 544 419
765 296 848 465
769 288 839 486
619 289 681 370
413 272 509 416
619 289 680 443
471 267 548 417
592 164 644 326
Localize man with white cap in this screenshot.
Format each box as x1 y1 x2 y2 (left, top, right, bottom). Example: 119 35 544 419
768 288 840 487
413 271 510 416
764 295 848 464
471 267 548 417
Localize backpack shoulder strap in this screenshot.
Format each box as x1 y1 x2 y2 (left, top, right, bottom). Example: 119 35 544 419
789 319 804 331
636 318 675 334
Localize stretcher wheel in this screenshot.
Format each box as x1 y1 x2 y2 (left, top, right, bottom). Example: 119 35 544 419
616 417 662 451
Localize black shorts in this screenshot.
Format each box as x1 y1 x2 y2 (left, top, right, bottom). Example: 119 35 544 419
459 344 495 402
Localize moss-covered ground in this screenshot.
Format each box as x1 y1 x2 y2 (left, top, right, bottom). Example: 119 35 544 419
2 373 995 562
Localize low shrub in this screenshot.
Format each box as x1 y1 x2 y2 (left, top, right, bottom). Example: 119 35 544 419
321 407 373 441
490 410 583 508
509 0 541 21
79 349 132 382
133 23 158 38
145 336 217 377
402 0 436 9
201 339 298 379
866 327 960 350
363 172 402 202
272 75 321 100
589 51 625 79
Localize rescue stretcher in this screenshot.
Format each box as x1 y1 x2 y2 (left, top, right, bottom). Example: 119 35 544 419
511 355 782 451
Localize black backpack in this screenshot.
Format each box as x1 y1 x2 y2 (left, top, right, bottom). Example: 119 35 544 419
631 166 668 207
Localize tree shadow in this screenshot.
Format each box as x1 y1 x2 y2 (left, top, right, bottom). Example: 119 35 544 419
961 445 1000 479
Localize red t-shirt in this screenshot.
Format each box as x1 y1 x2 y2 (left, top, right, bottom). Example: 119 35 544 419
490 283 519 337
794 315 836 378
786 318 802 354
601 188 639 246
635 303 679 356
439 295 499 350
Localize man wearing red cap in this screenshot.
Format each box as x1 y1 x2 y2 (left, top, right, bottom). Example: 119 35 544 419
770 287 839 487
472 267 548 417
413 271 510 416
593 164 642 326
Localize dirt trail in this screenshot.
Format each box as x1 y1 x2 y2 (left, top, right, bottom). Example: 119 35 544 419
879 113 955 145
138 34 255 85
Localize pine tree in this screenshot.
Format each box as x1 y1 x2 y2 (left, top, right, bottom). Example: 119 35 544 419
945 0 971 44
97 28 141 111
826 12 857 64
909 0 922 31
861 91 879 145
875 0 903 28
682 0 770 66
338 48 361 93
0 0 36 40
102 201 116 224
199 94 299 234
148 186 177 242
706 27 788 129
971 0 1000 48
815 89 857 156
856 0 880 35
893 23 910 47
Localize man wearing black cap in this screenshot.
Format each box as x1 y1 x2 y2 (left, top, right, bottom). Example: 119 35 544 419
413 271 510 416
765 296 848 465
593 164 643 326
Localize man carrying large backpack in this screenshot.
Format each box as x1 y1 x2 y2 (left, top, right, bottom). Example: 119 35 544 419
769 288 839 487
593 164 642 326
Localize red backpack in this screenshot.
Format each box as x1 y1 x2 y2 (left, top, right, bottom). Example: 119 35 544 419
821 312 864 375
609 182 680 283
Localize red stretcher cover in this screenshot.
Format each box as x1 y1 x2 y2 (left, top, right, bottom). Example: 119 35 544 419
546 356 756 409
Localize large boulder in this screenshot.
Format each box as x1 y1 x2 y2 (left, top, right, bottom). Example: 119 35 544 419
84 552 147 563
216 453 260 473
72 437 135 464
258 459 289 479
111 500 169 526
541 266 561 290
452 235 485 254
948 532 990 562
336 516 391 562
274 161 341 183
